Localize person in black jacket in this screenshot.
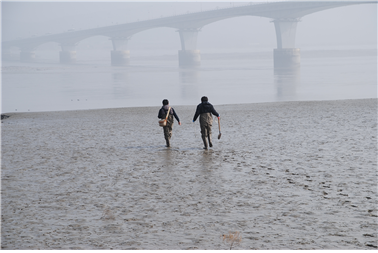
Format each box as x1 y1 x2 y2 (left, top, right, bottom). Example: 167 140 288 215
193 96 220 149
158 99 181 147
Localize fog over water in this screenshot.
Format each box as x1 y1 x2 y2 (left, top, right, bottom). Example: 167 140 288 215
1 2 378 250
1 1 377 113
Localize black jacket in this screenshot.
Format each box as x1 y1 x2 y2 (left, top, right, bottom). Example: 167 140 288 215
158 105 180 122
193 101 219 122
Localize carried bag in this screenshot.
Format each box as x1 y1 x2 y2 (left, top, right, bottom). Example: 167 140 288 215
158 107 171 127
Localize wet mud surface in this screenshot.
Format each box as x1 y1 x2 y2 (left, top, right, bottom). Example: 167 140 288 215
1 99 377 249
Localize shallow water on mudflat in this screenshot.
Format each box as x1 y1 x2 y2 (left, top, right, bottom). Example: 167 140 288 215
2 47 376 113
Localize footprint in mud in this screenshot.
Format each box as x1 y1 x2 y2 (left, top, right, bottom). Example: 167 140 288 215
101 224 123 233
365 243 378 249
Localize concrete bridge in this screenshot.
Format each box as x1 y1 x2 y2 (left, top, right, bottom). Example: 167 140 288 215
2 1 376 68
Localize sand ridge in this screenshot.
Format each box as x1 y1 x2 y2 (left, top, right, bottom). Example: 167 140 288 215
1 99 377 249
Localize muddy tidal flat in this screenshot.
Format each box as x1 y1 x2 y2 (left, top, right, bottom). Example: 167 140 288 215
1 99 377 250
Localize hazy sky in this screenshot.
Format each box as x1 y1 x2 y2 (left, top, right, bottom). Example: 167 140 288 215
1 1 377 51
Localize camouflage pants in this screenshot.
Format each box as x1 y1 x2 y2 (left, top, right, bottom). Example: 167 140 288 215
163 124 173 141
162 115 174 145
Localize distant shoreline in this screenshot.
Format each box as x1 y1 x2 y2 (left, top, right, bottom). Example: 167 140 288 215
2 98 376 117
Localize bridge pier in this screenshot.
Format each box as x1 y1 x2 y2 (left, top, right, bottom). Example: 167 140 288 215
178 29 201 67
60 51 76 64
178 50 201 67
272 19 300 69
111 38 130 66
59 43 77 64
20 51 36 61
111 50 130 66
274 49 300 69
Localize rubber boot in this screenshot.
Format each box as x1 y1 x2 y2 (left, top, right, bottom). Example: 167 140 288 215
166 139 170 147
208 134 213 148
202 136 208 149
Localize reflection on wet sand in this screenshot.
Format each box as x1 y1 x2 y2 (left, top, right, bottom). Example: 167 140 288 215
274 67 301 101
178 65 302 103
179 67 200 84
112 72 128 83
111 72 132 100
179 67 200 101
